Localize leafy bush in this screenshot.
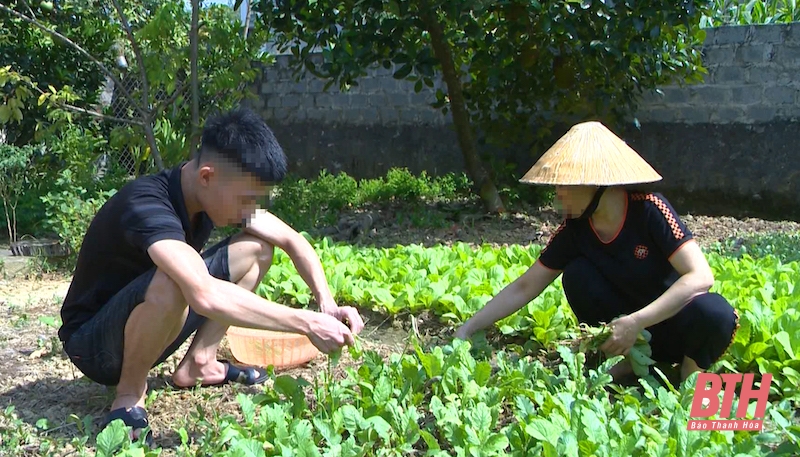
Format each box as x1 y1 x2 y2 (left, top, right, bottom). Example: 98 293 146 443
8 123 125 241
701 0 800 26
0 143 40 243
39 169 116 266
269 168 474 230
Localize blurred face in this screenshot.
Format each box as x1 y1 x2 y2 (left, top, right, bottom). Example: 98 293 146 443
196 162 273 227
554 185 598 219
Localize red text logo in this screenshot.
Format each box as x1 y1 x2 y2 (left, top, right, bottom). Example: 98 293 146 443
686 373 771 431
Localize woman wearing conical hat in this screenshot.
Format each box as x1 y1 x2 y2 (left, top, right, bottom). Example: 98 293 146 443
455 121 739 381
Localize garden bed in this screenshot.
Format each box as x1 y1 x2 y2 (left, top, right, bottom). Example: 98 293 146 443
1 210 799 456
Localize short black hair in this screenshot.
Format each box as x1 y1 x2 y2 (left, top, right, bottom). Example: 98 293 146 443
196 107 287 183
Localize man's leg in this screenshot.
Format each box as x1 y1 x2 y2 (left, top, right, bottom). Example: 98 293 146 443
112 270 192 412
168 233 274 387
111 232 273 402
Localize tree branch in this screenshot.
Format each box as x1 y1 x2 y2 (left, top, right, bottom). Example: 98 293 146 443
143 122 164 170
108 0 150 113
105 0 164 170
17 0 36 20
58 102 143 125
418 1 504 213
152 81 185 117
189 0 201 156
23 79 145 126
0 2 143 114
243 1 251 39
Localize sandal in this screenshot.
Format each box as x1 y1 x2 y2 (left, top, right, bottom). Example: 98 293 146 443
171 359 269 389
102 406 155 448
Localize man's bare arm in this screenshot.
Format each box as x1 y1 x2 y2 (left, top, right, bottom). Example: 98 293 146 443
244 209 336 309
146 239 353 352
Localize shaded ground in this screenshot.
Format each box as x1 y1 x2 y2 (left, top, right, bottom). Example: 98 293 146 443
1 208 799 454
294 203 800 250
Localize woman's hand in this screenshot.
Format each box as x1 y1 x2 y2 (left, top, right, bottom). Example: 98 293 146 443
454 323 473 341
600 315 642 356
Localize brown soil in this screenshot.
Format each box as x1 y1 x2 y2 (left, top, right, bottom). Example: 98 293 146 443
0 209 798 455
322 204 800 250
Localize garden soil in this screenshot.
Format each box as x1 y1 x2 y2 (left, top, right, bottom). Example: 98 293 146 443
0 209 798 455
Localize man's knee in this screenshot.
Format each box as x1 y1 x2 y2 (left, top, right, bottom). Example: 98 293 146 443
228 233 275 281
142 269 188 315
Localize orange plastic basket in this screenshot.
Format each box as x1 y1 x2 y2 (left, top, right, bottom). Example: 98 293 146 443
226 326 319 370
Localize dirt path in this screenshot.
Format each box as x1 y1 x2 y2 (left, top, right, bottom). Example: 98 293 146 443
0 210 798 454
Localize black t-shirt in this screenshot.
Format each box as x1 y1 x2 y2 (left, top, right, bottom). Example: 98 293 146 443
58 162 214 343
538 191 694 308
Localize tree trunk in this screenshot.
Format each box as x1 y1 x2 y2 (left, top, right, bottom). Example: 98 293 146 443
143 121 164 171
2 194 12 243
420 7 505 214
189 0 201 157
243 1 252 39
10 201 17 245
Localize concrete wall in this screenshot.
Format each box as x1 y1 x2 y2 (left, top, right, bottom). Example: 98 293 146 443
635 24 800 124
247 23 800 220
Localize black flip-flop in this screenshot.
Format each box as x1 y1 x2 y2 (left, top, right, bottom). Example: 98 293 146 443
102 406 155 448
171 359 269 389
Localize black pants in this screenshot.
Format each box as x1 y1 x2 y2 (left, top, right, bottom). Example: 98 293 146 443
561 257 739 369
63 236 234 386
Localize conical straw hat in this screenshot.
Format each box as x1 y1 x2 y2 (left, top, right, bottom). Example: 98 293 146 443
519 121 662 186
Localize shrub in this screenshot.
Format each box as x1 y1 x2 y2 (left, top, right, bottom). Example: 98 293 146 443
0 143 40 244
269 168 475 230
39 169 117 267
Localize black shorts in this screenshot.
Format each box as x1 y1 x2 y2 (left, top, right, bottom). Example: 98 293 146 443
63 236 233 386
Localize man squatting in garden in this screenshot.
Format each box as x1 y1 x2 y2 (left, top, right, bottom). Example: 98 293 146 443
57 107 365 444
456 121 740 383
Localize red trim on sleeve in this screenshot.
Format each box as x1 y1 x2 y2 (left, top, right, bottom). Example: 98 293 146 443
630 193 686 240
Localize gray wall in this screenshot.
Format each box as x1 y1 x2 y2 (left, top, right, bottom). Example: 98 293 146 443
247 23 800 220
635 24 800 124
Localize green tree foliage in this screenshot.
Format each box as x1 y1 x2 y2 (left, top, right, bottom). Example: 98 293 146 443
0 0 273 173
0 0 119 145
1 0 273 253
254 0 710 210
701 0 800 26
102 0 274 172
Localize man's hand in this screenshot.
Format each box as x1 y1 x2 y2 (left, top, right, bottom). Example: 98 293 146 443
599 315 642 356
305 313 356 353
331 306 365 334
320 300 365 334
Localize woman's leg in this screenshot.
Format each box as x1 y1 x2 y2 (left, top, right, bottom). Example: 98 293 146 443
652 292 739 380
